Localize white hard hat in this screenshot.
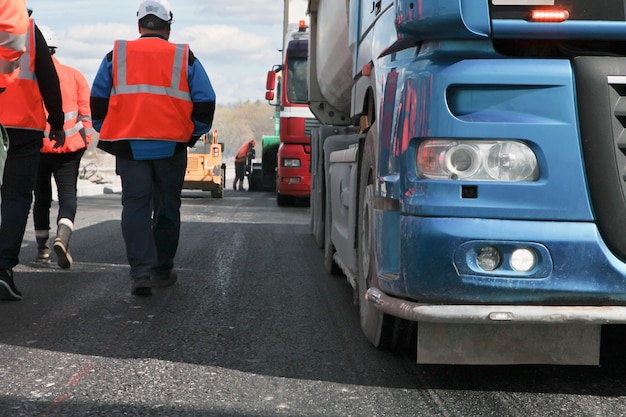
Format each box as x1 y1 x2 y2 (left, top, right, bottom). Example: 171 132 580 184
137 0 173 22
39 25 59 49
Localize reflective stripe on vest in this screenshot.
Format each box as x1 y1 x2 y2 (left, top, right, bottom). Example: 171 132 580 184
112 41 191 102
99 38 194 143
44 111 83 138
41 60 93 154
0 0 28 89
0 20 45 131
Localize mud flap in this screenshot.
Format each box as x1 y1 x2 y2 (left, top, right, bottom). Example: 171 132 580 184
417 322 600 365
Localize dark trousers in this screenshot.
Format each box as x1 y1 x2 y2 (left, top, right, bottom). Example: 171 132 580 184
0 129 42 269
235 161 245 181
116 150 187 279
33 149 85 232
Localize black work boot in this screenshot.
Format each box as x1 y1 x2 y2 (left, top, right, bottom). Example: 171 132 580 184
0 269 22 301
35 230 51 264
53 218 73 269
131 277 152 296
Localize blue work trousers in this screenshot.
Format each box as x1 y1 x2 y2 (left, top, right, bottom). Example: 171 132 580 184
116 150 187 279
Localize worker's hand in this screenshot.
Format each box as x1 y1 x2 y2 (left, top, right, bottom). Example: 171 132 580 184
188 135 201 148
49 129 66 149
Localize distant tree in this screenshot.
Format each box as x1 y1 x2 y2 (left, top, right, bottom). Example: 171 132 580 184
194 100 276 159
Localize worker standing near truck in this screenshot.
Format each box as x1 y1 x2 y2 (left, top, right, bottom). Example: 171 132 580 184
91 0 216 296
0 8 65 301
233 140 255 191
33 25 92 269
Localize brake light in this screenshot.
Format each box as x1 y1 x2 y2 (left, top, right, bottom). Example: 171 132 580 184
212 146 219 157
530 9 569 23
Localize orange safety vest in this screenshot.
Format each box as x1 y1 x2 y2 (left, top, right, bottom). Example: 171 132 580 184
41 57 92 154
0 0 29 90
0 19 46 131
235 142 253 163
99 37 194 143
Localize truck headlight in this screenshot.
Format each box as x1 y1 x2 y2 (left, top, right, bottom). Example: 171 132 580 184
283 158 301 168
417 139 539 182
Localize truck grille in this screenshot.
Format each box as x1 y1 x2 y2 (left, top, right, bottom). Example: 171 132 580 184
575 57 626 262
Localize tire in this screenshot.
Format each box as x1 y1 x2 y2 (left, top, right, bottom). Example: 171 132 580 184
212 166 225 199
312 169 325 248
357 129 414 350
324 191 341 275
276 192 291 207
211 187 223 199
310 129 324 247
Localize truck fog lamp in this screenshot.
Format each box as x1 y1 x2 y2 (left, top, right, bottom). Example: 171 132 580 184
283 158 301 168
445 144 480 179
486 142 538 181
282 177 301 184
476 246 502 272
510 248 537 272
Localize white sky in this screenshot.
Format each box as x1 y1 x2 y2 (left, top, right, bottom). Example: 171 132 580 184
26 0 309 105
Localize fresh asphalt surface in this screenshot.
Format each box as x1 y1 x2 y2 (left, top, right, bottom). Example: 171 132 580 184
0 188 626 416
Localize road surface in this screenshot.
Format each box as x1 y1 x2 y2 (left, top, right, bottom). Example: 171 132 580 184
0 189 625 416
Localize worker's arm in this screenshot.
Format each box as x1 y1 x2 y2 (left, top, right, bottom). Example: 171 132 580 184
188 50 215 136
73 66 93 146
34 24 63 131
90 51 113 133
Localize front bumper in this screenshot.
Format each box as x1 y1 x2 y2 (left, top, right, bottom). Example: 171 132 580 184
366 287 626 324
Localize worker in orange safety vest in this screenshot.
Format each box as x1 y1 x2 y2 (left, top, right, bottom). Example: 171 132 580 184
0 0 29 189
33 25 93 270
233 140 255 191
0 10 65 301
91 0 216 297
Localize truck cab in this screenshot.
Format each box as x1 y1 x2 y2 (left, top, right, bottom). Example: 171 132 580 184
266 20 320 206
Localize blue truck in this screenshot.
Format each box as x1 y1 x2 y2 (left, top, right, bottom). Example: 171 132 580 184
308 0 626 365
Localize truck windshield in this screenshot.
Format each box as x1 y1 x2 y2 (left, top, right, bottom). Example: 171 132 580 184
286 57 308 105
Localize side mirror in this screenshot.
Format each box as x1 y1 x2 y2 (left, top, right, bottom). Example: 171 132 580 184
266 70 276 91
265 91 275 101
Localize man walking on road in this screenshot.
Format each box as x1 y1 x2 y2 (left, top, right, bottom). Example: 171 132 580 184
0 8 65 301
33 25 92 269
91 0 216 296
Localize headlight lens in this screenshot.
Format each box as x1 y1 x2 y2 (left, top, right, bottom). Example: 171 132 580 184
417 140 539 182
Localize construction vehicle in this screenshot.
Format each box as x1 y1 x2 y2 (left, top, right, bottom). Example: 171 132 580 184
265 17 319 206
183 129 225 199
308 0 626 365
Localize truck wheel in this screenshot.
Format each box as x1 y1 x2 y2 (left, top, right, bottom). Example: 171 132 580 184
324 191 341 275
358 130 413 350
211 187 223 199
220 164 226 191
310 129 324 247
277 192 291 206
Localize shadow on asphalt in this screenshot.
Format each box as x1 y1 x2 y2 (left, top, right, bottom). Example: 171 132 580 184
1 211 626 398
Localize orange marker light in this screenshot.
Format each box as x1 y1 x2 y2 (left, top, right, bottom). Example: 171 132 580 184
299 20 307 30
530 9 569 22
